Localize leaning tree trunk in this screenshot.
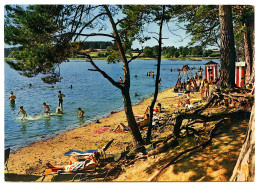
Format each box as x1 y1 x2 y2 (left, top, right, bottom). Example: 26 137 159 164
122 88 145 146
219 5 236 88
229 104 255 181
104 5 145 146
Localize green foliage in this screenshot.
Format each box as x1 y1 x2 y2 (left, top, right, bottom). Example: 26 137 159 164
170 5 220 48
79 41 113 50
174 51 180 58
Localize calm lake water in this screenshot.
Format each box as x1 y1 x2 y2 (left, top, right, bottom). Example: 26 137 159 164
4 59 219 150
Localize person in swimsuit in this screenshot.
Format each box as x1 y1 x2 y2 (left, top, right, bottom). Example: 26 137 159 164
46 151 100 172
205 80 210 97
58 91 65 110
9 91 16 104
17 106 27 120
43 102 51 115
77 108 84 117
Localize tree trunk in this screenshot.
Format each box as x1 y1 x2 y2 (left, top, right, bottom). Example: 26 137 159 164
229 104 255 181
219 5 236 88
146 6 165 143
104 5 144 146
250 27 255 84
243 23 253 84
122 88 145 146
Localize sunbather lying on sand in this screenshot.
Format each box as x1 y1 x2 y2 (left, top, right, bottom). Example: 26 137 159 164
46 151 100 172
113 123 130 133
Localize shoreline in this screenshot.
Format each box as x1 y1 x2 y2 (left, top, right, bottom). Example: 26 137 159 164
7 85 188 176
8 87 170 152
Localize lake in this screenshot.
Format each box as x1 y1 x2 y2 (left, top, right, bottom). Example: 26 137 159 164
4 59 219 150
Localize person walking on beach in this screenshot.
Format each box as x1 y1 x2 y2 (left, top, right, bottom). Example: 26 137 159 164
17 106 27 120
200 79 205 100
186 81 191 98
77 108 84 117
58 91 65 110
43 102 51 115
9 91 16 104
205 80 210 97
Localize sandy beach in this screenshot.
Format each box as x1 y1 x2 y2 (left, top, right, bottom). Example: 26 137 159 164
6 86 182 175
5 85 250 182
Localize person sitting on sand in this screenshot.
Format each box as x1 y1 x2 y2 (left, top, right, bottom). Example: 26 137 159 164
177 99 183 107
46 151 100 172
113 123 129 133
43 102 51 115
9 91 16 104
77 108 85 117
154 103 162 113
17 106 27 120
56 107 63 114
137 114 150 128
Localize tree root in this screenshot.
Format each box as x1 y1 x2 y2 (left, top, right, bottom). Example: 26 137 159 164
151 119 224 181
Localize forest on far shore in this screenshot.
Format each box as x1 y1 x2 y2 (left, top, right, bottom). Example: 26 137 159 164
4 41 220 60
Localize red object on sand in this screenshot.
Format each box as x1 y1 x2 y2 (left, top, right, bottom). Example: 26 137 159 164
90 128 111 134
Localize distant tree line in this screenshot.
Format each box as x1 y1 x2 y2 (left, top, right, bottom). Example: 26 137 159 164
5 44 219 59
140 45 220 58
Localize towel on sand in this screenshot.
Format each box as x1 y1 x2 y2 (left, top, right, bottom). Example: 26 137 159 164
90 128 111 134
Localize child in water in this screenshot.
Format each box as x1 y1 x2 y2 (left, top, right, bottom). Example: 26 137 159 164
58 91 65 110
9 91 16 103
56 107 63 114
77 108 84 117
43 102 51 115
17 106 27 120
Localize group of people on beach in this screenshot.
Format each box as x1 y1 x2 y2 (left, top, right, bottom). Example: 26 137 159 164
10 86 85 120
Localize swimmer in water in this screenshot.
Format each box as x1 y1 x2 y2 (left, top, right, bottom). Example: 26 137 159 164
43 102 51 115
9 91 16 104
56 107 63 114
58 91 65 110
77 108 84 117
17 106 27 120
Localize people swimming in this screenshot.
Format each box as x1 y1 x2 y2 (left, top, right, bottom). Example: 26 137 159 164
58 91 65 110
43 102 51 115
17 106 27 120
50 86 55 89
9 91 16 104
56 107 63 114
77 108 84 117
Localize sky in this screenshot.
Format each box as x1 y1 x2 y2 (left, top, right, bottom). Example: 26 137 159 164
3 4 194 50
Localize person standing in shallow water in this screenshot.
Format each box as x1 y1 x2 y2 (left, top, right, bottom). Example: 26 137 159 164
58 91 65 110
9 91 16 104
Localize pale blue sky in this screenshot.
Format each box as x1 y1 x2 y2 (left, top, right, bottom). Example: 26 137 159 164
4 5 196 49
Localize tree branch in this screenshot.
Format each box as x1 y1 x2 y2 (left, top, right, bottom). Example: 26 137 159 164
127 51 143 63
77 51 123 90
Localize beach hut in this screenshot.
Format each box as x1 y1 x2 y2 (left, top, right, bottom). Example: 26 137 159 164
205 61 218 83
235 62 246 87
